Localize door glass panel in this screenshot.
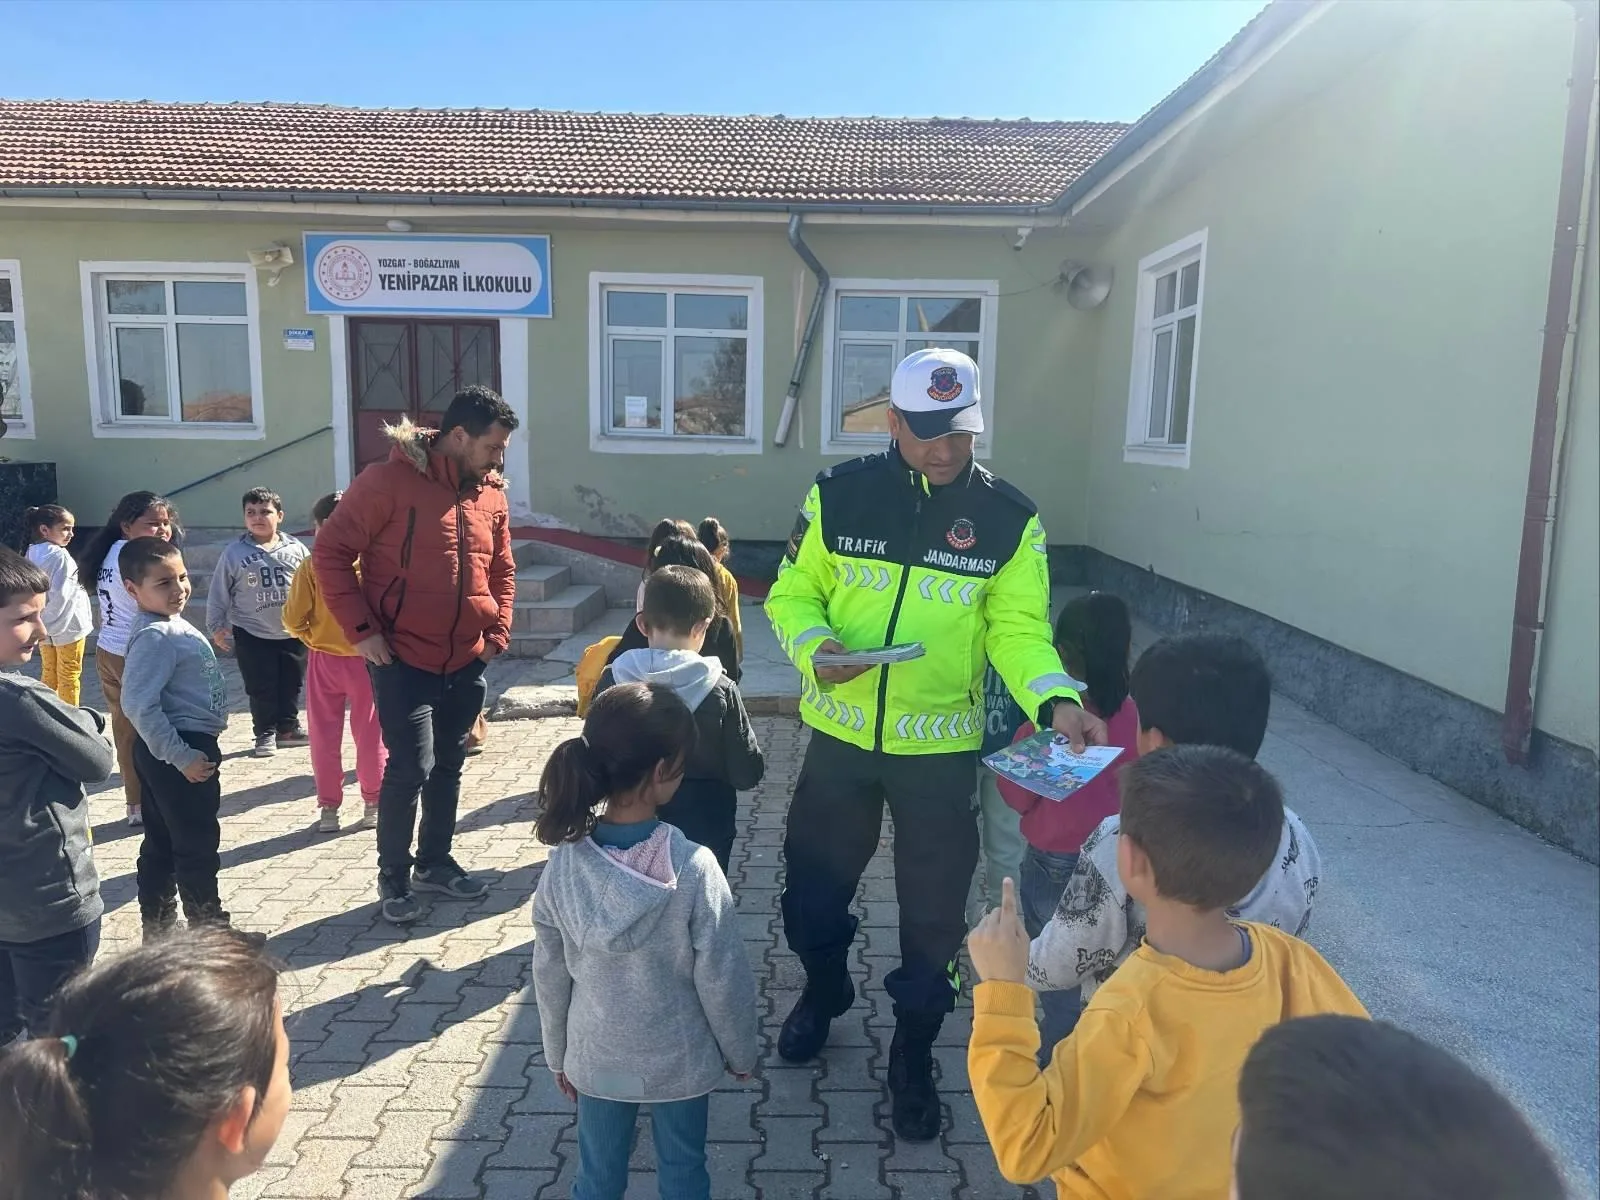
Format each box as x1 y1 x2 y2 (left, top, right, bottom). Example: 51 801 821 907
174 281 247 316
674 335 746 437
418 323 459 412
107 280 167 315
838 295 899 332
177 324 252 422
1153 271 1177 318
114 326 170 416
674 293 747 331
1179 262 1200 309
610 338 663 430
838 341 895 435
457 323 498 391
1147 329 1173 441
353 323 411 411
1169 317 1196 446
906 296 980 333
606 290 667 329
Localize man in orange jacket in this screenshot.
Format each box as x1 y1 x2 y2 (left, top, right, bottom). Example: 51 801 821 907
313 386 518 924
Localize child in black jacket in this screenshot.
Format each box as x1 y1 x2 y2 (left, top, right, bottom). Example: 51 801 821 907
595 565 763 872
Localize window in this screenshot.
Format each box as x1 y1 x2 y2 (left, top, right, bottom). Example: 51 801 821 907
588 272 763 454
821 280 998 454
80 263 264 439
1126 231 1206 467
0 261 32 438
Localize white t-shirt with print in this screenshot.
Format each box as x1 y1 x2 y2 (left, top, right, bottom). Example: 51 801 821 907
93 539 146 657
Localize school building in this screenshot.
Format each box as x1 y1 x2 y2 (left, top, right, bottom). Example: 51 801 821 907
1 0 1595 857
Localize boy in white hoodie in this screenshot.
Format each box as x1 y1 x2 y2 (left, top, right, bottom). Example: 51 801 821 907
593 565 763 872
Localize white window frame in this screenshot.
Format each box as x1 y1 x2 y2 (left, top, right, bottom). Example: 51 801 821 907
79 261 266 440
1125 230 1207 468
0 260 34 439
587 271 764 455
820 279 999 457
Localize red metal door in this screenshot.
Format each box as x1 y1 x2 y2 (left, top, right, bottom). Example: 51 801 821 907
350 319 501 473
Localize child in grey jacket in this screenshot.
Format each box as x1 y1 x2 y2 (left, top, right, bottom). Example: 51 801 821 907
533 681 758 1200
119 538 260 946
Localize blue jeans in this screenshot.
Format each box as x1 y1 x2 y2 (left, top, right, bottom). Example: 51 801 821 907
1020 845 1082 1067
575 1092 710 1200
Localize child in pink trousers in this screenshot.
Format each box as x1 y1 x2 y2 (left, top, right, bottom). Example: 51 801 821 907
282 492 387 833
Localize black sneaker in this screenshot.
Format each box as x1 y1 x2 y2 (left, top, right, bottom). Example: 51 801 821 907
378 873 422 924
777 972 856 1062
888 1024 942 1142
140 899 179 945
412 857 487 899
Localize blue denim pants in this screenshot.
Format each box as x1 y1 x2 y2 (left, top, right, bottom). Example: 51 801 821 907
574 1092 711 1200
1020 845 1083 1067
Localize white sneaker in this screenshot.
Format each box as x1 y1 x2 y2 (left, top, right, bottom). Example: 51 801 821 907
253 732 278 758
317 809 340 834
362 801 380 828
126 806 143 827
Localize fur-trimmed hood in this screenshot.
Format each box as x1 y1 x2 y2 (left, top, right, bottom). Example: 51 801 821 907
382 416 507 490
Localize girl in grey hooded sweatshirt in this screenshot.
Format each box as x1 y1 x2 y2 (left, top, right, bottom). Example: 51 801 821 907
533 681 758 1200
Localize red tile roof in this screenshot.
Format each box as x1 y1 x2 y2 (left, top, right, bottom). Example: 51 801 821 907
0 100 1130 208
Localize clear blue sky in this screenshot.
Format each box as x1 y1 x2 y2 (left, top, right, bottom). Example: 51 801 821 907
1 0 1261 122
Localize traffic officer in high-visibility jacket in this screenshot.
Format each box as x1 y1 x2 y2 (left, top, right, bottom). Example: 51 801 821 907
766 346 1106 1142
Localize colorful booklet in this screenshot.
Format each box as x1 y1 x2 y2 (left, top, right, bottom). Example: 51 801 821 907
812 643 926 668
982 730 1125 803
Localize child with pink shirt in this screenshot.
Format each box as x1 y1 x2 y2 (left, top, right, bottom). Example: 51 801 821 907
994 591 1138 1062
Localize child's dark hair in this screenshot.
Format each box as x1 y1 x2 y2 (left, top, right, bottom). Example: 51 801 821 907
1054 592 1131 718
642 517 696 580
119 536 183 585
642 565 716 636
242 486 283 513
696 516 729 557
1236 1015 1566 1200
1129 633 1271 757
0 928 282 1200
311 491 343 524
439 384 519 438
22 503 71 547
535 682 696 845
650 535 727 617
0 544 49 607
75 491 182 592
1118 744 1283 910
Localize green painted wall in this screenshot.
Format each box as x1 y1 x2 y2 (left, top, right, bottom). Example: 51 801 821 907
0 214 1098 544
1081 1 1596 745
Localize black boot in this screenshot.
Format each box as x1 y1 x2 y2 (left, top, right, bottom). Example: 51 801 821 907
887 1012 942 1142
778 967 855 1062
141 897 179 945
183 897 268 950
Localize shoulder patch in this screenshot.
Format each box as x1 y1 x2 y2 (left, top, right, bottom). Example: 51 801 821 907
815 451 889 485
783 510 812 564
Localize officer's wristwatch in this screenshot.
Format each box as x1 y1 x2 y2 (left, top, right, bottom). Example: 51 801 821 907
1037 696 1080 729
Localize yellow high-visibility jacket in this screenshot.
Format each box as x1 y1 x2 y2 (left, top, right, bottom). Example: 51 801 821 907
766 451 1078 755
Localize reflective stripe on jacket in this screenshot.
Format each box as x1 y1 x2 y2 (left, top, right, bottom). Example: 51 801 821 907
765 450 1078 756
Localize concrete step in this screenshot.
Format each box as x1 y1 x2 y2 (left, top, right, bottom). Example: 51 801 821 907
511 584 608 635
515 563 572 602
504 633 567 659
513 539 640 609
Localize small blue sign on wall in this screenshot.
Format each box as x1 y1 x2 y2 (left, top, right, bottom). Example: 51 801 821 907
304 233 552 318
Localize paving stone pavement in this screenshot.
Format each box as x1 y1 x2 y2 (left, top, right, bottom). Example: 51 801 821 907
60 653 1027 1200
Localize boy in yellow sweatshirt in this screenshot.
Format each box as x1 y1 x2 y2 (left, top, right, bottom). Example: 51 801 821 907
967 744 1367 1200
282 492 387 834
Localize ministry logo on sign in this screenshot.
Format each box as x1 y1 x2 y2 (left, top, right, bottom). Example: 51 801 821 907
317 244 372 302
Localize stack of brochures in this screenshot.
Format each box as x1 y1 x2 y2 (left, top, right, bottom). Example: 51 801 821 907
812 643 927 668
982 730 1124 803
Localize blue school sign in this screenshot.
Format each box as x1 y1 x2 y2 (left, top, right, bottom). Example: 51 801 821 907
303 233 552 318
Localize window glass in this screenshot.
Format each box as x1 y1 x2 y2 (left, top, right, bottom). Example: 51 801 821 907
115 326 170 417
674 335 746 437
177 324 252 422
174 280 247 317
610 338 663 430
905 337 979 361
674 293 747 331
0 318 18 418
838 295 900 332
838 342 895 435
0 278 11 313
1147 328 1173 441
906 296 981 333
1179 262 1200 310
107 280 167 315
1169 317 1196 446
606 291 668 329
1154 272 1177 319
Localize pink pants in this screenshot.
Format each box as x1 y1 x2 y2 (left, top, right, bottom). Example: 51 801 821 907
305 649 388 809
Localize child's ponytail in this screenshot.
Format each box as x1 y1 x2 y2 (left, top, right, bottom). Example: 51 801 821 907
0 928 280 1200
21 503 69 549
1054 591 1133 719
535 681 696 845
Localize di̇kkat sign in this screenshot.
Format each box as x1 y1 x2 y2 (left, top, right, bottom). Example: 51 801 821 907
303 233 552 318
